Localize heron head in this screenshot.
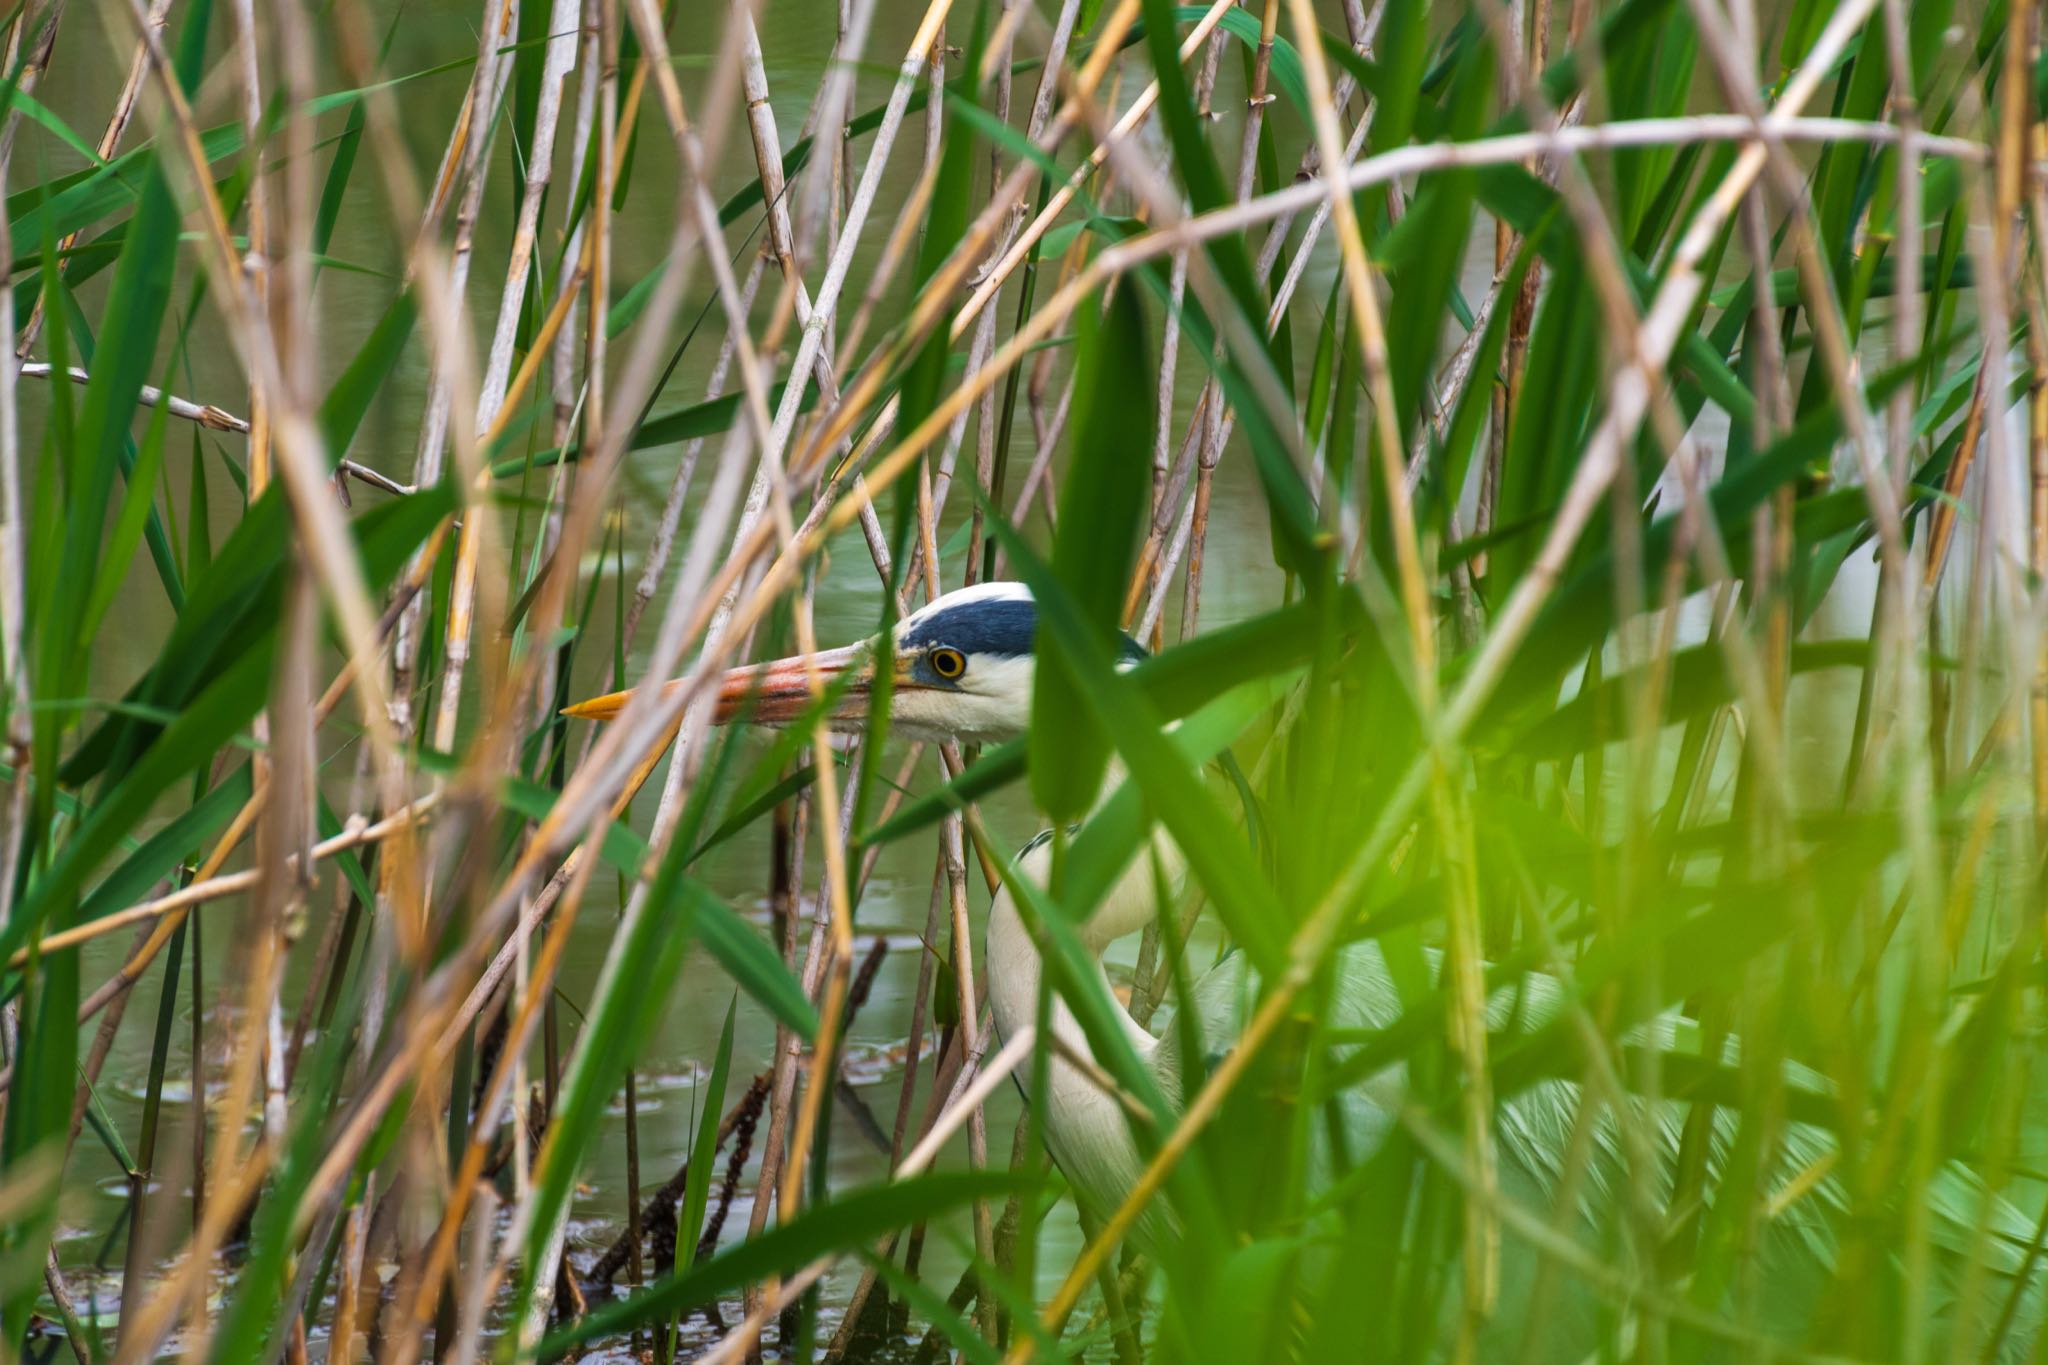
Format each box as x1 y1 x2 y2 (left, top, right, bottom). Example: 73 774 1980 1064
563 582 1142 745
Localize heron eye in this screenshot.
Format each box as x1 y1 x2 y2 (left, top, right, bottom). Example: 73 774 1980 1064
929 647 967 680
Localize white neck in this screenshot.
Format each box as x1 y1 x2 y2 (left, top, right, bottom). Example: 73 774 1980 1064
983 825 1187 1231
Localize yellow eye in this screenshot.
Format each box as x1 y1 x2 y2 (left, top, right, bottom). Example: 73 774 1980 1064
929 647 967 680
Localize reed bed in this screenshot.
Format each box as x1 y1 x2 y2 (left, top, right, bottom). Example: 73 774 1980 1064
1 0 2045 1360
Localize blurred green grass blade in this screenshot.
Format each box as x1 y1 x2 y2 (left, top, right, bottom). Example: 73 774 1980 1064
944 93 1078 197
1125 10 1308 116
12 641 271 959
6 123 243 248
510 0 551 209
58 487 290 787
1302 274 1341 458
1427 234 1538 521
863 738 1025 847
1136 0 1328 580
1090 219 1318 574
1040 212 1144 258
50 274 189 612
1187 1239 1303 1362
490 771 648 873
1062 676 1286 916
13 89 106 167
688 762 817 863
186 428 212 580
536 1171 1033 1356
314 789 378 914
312 96 369 264
678 996 736 1258
1366 0 1429 153
1032 282 1152 821
1374 35 1488 439
1534 0 1678 108
75 1068 136 1172
692 886 816 1041
1490 252 1599 590
1603 4 1697 244
1203 6 1305 114
1137 0 1262 305
0 948 76 1346
70 467 449 790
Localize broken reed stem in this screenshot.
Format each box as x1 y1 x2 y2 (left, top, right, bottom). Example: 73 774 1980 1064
14 362 247 430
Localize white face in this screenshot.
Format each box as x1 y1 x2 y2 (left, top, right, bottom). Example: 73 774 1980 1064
880 582 1039 744
884 651 1036 744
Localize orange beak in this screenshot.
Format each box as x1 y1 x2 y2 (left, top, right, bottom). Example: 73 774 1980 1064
561 643 874 726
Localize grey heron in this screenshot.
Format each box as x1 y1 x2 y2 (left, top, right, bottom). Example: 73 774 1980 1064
569 581 2044 1354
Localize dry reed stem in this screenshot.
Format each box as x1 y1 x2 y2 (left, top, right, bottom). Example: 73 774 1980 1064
17 361 247 428
429 0 579 775
955 0 1241 345
762 0 957 468
611 9 872 1306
